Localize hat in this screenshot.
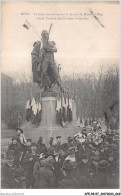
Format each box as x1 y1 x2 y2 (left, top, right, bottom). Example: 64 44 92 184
99 160 110 168
38 136 43 141
16 128 23 133
82 127 86 131
56 136 61 139
101 134 106 139
68 136 73 141
12 137 17 141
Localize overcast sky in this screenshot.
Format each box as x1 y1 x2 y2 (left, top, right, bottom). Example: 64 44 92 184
1 2 119 78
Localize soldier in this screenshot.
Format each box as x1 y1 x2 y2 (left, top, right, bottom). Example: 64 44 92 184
31 30 63 91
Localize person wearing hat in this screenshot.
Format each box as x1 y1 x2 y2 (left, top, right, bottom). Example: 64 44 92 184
16 128 26 145
67 136 74 148
6 137 22 167
78 154 92 183
36 157 55 188
54 136 62 152
37 136 47 156
49 137 54 147
56 135 61 141
62 146 77 178
82 127 87 137
23 142 38 188
48 137 56 157
23 145 37 188
7 137 21 156
21 139 32 161
33 152 46 188
26 139 32 149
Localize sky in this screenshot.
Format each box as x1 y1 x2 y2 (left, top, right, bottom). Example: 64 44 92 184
1 1 120 78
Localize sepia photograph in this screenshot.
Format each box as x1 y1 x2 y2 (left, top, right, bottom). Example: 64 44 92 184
1 1 120 190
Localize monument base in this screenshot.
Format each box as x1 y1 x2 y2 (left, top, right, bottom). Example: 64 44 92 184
40 91 57 127
22 91 78 147
23 121 81 148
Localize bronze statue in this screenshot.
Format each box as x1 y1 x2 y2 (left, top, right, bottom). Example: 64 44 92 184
31 30 63 91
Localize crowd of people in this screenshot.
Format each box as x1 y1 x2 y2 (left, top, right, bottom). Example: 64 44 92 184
1 122 119 189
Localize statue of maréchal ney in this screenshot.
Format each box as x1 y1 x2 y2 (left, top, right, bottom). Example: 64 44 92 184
31 29 63 91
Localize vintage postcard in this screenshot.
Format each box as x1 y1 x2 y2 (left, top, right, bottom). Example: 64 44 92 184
1 1 120 194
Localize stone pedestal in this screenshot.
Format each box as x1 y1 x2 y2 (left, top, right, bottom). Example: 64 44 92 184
40 91 57 127
23 92 78 146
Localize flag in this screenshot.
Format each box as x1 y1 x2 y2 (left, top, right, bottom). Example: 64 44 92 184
56 98 61 111
38 103 41 112
26 99 31 121
69 98 72 111
62 97 66 108
33 102 37 116
31 97 36 110
36 102 41 125
23 19 31 30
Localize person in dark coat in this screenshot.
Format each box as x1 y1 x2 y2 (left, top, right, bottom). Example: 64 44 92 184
21 139 32 164
48 137 56 156
24 139 32 152
49 137 54 147
33 153 46 188
36 156 55 188
14 163 26 189
23 143 38 188
15 128 26 146
84 119 88 126
55 136 61 149
1 154 16 188
37 136 47 155
7 137 22 167
82 127 87 137
67 137 74 148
